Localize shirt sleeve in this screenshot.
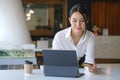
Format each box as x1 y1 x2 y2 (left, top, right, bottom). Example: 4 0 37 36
84 34 95 64
52 33 60 49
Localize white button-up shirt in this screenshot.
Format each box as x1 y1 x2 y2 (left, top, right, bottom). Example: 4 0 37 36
52 27 95 64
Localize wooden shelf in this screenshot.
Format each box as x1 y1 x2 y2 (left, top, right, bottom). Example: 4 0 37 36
30 30 54 36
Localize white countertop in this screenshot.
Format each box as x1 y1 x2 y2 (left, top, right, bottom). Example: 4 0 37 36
0 64 120 80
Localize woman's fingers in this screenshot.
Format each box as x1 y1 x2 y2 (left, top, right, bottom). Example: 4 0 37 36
88 63 97 73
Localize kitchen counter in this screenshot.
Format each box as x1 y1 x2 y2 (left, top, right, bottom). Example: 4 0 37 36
95 36 120 59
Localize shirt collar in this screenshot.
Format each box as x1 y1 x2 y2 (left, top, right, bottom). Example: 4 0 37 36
80 30 90 42
65 27 90 42
65 27 72 39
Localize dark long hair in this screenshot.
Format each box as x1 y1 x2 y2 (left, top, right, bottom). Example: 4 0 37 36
69 4 89 25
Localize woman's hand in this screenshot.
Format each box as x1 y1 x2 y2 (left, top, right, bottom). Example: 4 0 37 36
88 63 97 73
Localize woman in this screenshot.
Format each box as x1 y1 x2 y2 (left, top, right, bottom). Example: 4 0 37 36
52 4 97 73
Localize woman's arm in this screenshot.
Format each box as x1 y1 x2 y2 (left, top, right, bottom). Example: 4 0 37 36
84 34 95 64
52 33 61 49
84 33 97 72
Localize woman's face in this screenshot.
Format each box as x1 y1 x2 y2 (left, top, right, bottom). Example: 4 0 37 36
69 12 86 33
